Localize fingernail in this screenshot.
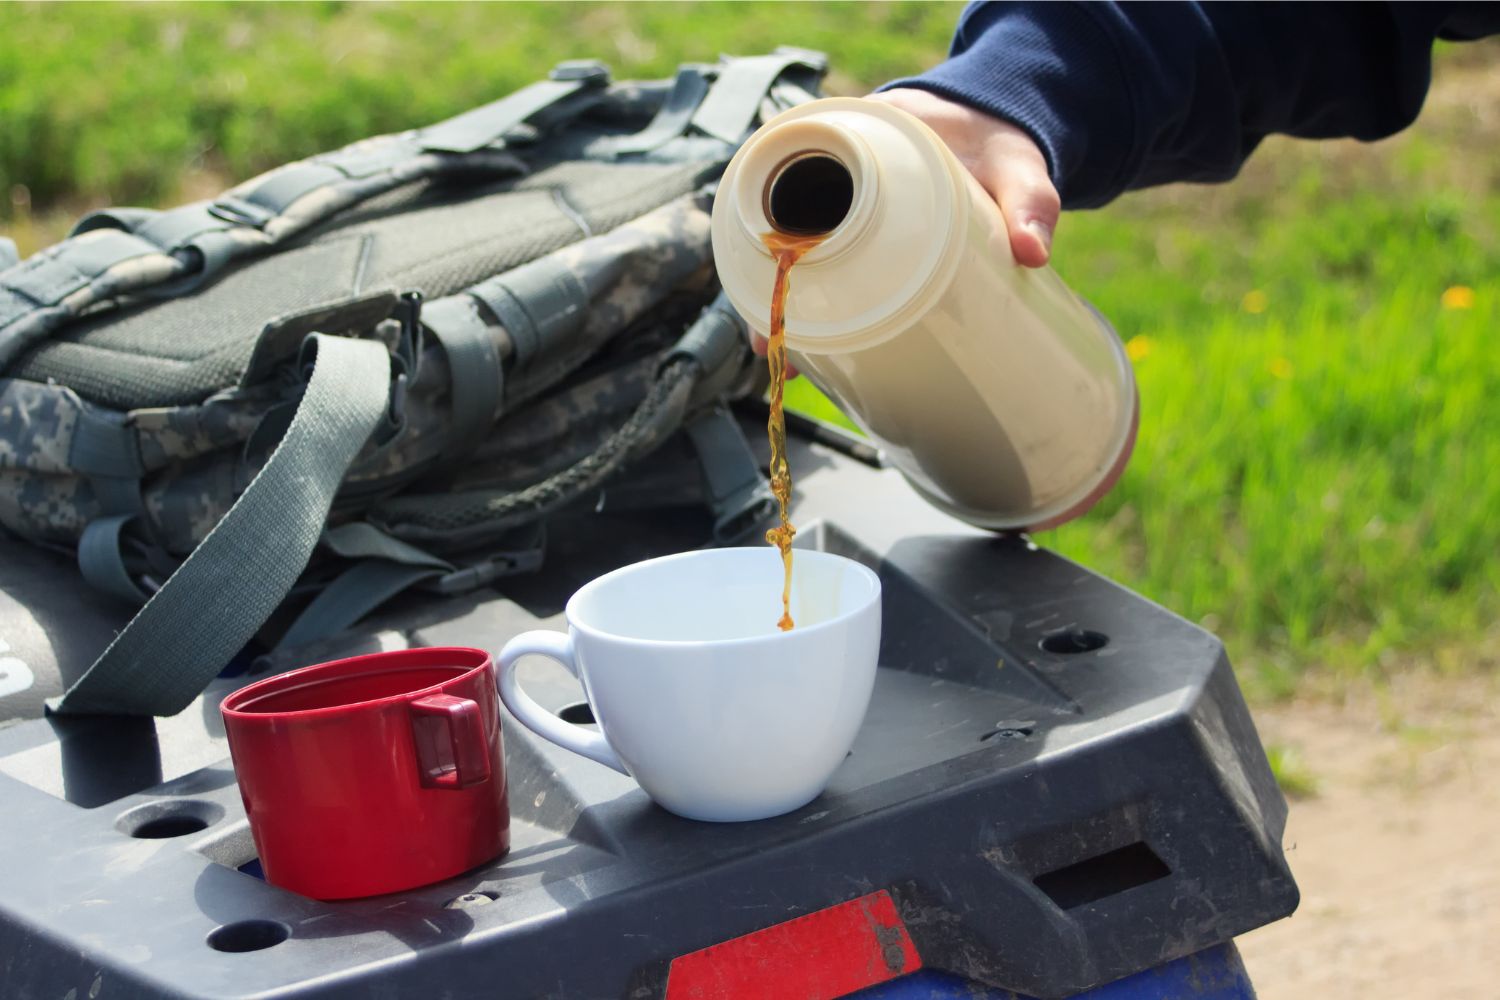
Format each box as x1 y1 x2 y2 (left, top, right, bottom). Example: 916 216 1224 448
1026 219 1053 255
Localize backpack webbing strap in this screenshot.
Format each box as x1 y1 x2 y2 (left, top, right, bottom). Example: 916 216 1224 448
48 334 393 717
276 521 456 650
0 230 175 369
421 296 505 463
683 405 777 544
420 63 608 154
77 514 151 604
469 257 589 376
277 560 445 652
69 407 146 515
603 64 714 155
690 48 829 144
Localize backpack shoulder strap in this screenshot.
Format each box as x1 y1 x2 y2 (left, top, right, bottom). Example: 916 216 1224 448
49 333 393 716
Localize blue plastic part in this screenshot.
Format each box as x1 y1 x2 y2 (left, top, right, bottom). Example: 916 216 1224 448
854 943 1255 1000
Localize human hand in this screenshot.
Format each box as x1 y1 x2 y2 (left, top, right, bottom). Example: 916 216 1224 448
866 88 1059 268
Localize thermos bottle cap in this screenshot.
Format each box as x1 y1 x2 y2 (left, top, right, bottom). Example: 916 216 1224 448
713 98 969 353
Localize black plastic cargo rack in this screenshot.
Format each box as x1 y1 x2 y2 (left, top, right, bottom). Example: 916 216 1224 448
0 409 1298 999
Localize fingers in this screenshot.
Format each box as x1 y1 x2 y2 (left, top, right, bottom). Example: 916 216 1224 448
968 136 1060 269
865 88 1060 269
995 165 1060 268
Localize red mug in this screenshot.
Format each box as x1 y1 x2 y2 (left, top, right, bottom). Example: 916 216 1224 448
220 647 509 900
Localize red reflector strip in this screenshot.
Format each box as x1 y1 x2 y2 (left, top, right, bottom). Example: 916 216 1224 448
665 889 922 1000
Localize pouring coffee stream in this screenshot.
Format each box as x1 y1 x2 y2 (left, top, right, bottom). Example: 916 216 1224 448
759 154 844 631
762 229 825 633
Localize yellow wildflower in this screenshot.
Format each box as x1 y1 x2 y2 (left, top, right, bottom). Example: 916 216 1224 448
1125 335 1154 361
1267 357 1294 380
1441 285 1474 310
1241 289 1268 314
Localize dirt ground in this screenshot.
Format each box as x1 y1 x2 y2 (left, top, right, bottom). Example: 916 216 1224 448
1236 671 1500 998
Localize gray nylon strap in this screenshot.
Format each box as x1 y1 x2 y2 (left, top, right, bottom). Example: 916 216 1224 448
0 231 169 369
49 334 392 717
279 522 454 650
667 291 746 380
240 163 348 216
124 204 243 296
682 404 777 543
78 515 151 604
135 204 235 252
68 408 145 479
70 207 160 237
322 521 453 570
277 559 444 652
0 230 162 320
690 51 824 143
319 137 424 179
69 408 145 514
607 65 712 155
469 258 587 373
421 296 504 461
0 287 30 331
420 78 588 154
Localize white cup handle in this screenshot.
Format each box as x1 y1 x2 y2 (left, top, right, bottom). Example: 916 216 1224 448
496 630 628 775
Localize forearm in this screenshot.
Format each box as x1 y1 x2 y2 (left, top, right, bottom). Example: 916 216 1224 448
884 2 1466 209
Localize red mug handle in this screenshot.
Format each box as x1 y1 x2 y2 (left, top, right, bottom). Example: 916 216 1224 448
409 693 492 789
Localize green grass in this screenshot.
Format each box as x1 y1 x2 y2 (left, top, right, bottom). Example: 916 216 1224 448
1049 176 1499 695
2 3 1498 695
0 1 956 234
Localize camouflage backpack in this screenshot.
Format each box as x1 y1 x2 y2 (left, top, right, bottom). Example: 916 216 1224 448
0 50 828 717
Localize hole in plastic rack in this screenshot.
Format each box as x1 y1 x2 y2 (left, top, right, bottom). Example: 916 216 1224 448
206 920 290 953
134 816 208 838
116 800 225 839
767 153 854 236
1033 842 1170 910
1039 629 1109 655
558 702 595 725
446 890 500 909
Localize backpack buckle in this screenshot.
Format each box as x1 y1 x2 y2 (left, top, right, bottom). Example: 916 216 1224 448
393 291 424 368
426 524 547 594
383 291 425 431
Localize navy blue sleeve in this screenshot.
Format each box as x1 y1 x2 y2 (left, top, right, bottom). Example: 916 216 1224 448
883 2 1499 209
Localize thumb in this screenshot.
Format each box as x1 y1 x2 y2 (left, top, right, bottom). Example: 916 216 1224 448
967 134 1061 269
980 161 1060 269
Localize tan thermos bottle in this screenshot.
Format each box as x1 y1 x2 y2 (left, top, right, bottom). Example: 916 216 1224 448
711 98 1138 531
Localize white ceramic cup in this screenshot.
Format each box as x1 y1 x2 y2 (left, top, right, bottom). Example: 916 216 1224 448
495 547 882 822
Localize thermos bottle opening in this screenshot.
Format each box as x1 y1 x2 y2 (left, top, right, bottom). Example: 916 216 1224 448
765 152 854 236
